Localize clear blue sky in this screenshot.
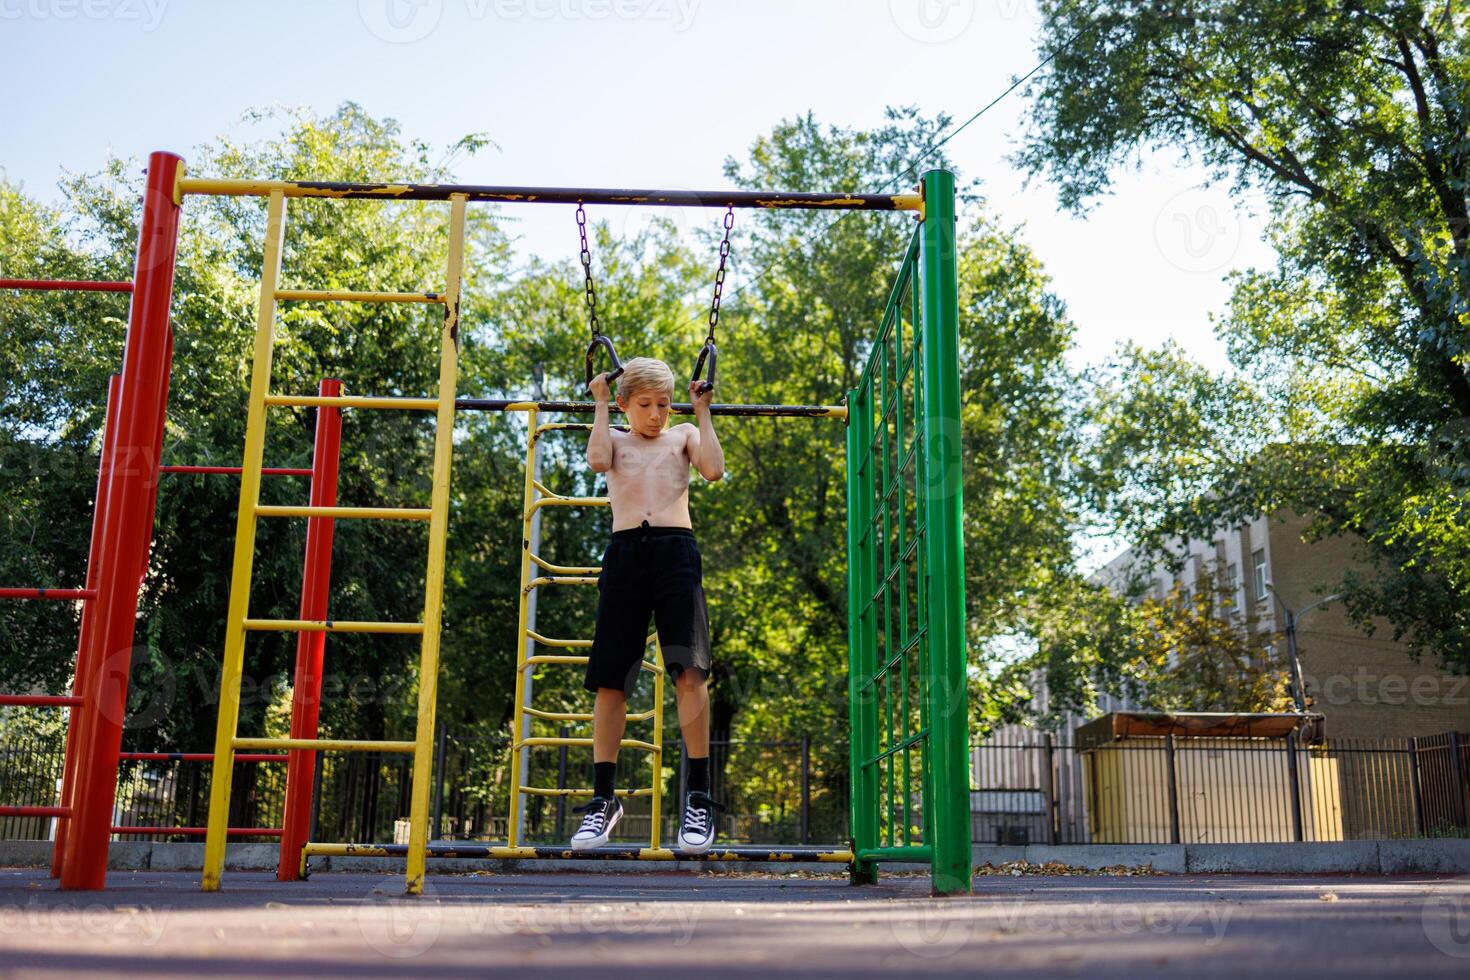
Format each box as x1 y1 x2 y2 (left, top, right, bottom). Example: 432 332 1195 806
1 0 1274 376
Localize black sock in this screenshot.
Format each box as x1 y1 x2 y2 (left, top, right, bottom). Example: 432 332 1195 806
594 761 616 799
687 756 709 794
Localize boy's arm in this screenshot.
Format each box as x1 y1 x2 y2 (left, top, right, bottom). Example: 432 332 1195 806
587 373 614 473
685 381 725 481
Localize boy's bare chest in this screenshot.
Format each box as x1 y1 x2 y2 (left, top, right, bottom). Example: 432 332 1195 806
612 438 688 480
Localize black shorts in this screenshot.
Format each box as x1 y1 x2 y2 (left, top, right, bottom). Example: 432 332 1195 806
584 522 712 698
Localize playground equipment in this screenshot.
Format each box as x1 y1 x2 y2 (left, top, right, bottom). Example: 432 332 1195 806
0 154 969 895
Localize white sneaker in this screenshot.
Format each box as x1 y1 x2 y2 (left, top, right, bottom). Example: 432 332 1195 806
570 796 622 850
677 790 726 854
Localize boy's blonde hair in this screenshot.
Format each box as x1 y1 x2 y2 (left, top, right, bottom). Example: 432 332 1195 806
617 357 676 400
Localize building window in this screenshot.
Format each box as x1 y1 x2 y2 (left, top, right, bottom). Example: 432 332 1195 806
1225 562 1240 615
1252 548 1268 600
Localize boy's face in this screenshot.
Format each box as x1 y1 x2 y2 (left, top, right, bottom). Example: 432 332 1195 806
617 386 672 438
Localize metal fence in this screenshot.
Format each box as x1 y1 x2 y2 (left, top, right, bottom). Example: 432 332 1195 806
970 731 1470 845
0 728 849 848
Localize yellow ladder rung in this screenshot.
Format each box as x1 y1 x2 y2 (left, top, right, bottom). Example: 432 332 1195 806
520 786 655 798
523 655 660 673
525 629 592 648
256 505 432 520
274 289 445 304
522 705 657 722
526 576 598 592
243 618 424 634
265 394 439 410
516 737 659 752
531 479 567 499
527 497 608 517
232 737 415 753
528 554 600 576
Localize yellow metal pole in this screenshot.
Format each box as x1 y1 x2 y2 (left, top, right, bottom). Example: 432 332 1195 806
650 639 664 848
202 189 287 892
404 194 468 895
506 407 539 848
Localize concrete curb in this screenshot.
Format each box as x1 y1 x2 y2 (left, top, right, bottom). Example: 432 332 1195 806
4 839 1467 875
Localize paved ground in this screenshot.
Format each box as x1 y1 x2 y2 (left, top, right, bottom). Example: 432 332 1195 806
1 867 1467 977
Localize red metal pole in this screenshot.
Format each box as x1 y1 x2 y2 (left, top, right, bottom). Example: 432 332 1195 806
0 279 133 293
51 373 122 879
159 465 314 477
59 152 183 891
277 377 342 880
0 695 84 708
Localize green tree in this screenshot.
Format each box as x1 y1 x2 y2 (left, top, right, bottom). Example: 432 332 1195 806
1019 1 1470 674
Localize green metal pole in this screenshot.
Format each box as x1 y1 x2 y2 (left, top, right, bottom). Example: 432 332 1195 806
917 169 971 896
845 382 879 884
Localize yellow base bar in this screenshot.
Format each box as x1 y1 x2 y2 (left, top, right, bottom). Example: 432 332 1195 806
275 289 444 304
299 842 857 863
527 497 608 514
256 505 432 520
523 654 660 673
243 618 424 634
265 394 439 410
528 554 600 575
524 630 592 648
232 737 415 753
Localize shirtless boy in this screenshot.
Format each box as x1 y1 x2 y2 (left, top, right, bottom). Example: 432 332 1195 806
571 356 726 853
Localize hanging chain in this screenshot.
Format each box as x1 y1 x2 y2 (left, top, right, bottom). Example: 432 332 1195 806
576 202 601 339
704 205 735 347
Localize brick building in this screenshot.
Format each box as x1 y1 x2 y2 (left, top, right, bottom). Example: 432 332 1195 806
1093 510 1468 738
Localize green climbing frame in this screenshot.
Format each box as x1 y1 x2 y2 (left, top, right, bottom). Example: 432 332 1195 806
845 168 970 895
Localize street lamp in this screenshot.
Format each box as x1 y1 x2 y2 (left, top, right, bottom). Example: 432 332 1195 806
1264 582 1343 713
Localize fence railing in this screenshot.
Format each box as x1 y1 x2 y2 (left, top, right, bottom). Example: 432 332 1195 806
7 723 1466 849
971 731 1470 845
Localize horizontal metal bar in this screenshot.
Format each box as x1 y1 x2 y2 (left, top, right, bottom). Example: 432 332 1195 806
112 826 282 837
160 464 314 477
0 278 131 293
526 631 593 646
179 177 922 212
528 554 599 576
522 655 659 673
255 505 432 520
274 289 444 304
0 587 96 601
265 394 439 410
526 575 598 591
117 752 287 763
519 786 655 798
302 842 855 863
456 398 848 419
516 736 660 752
231 738 415 753
0 806 69 818
863 729 929 768
242 619 424 634
527 498 609 517
521 706 656 723
0 694 83 707
857 845 932 863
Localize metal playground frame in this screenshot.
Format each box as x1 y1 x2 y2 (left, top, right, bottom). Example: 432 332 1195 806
0 154 970 895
